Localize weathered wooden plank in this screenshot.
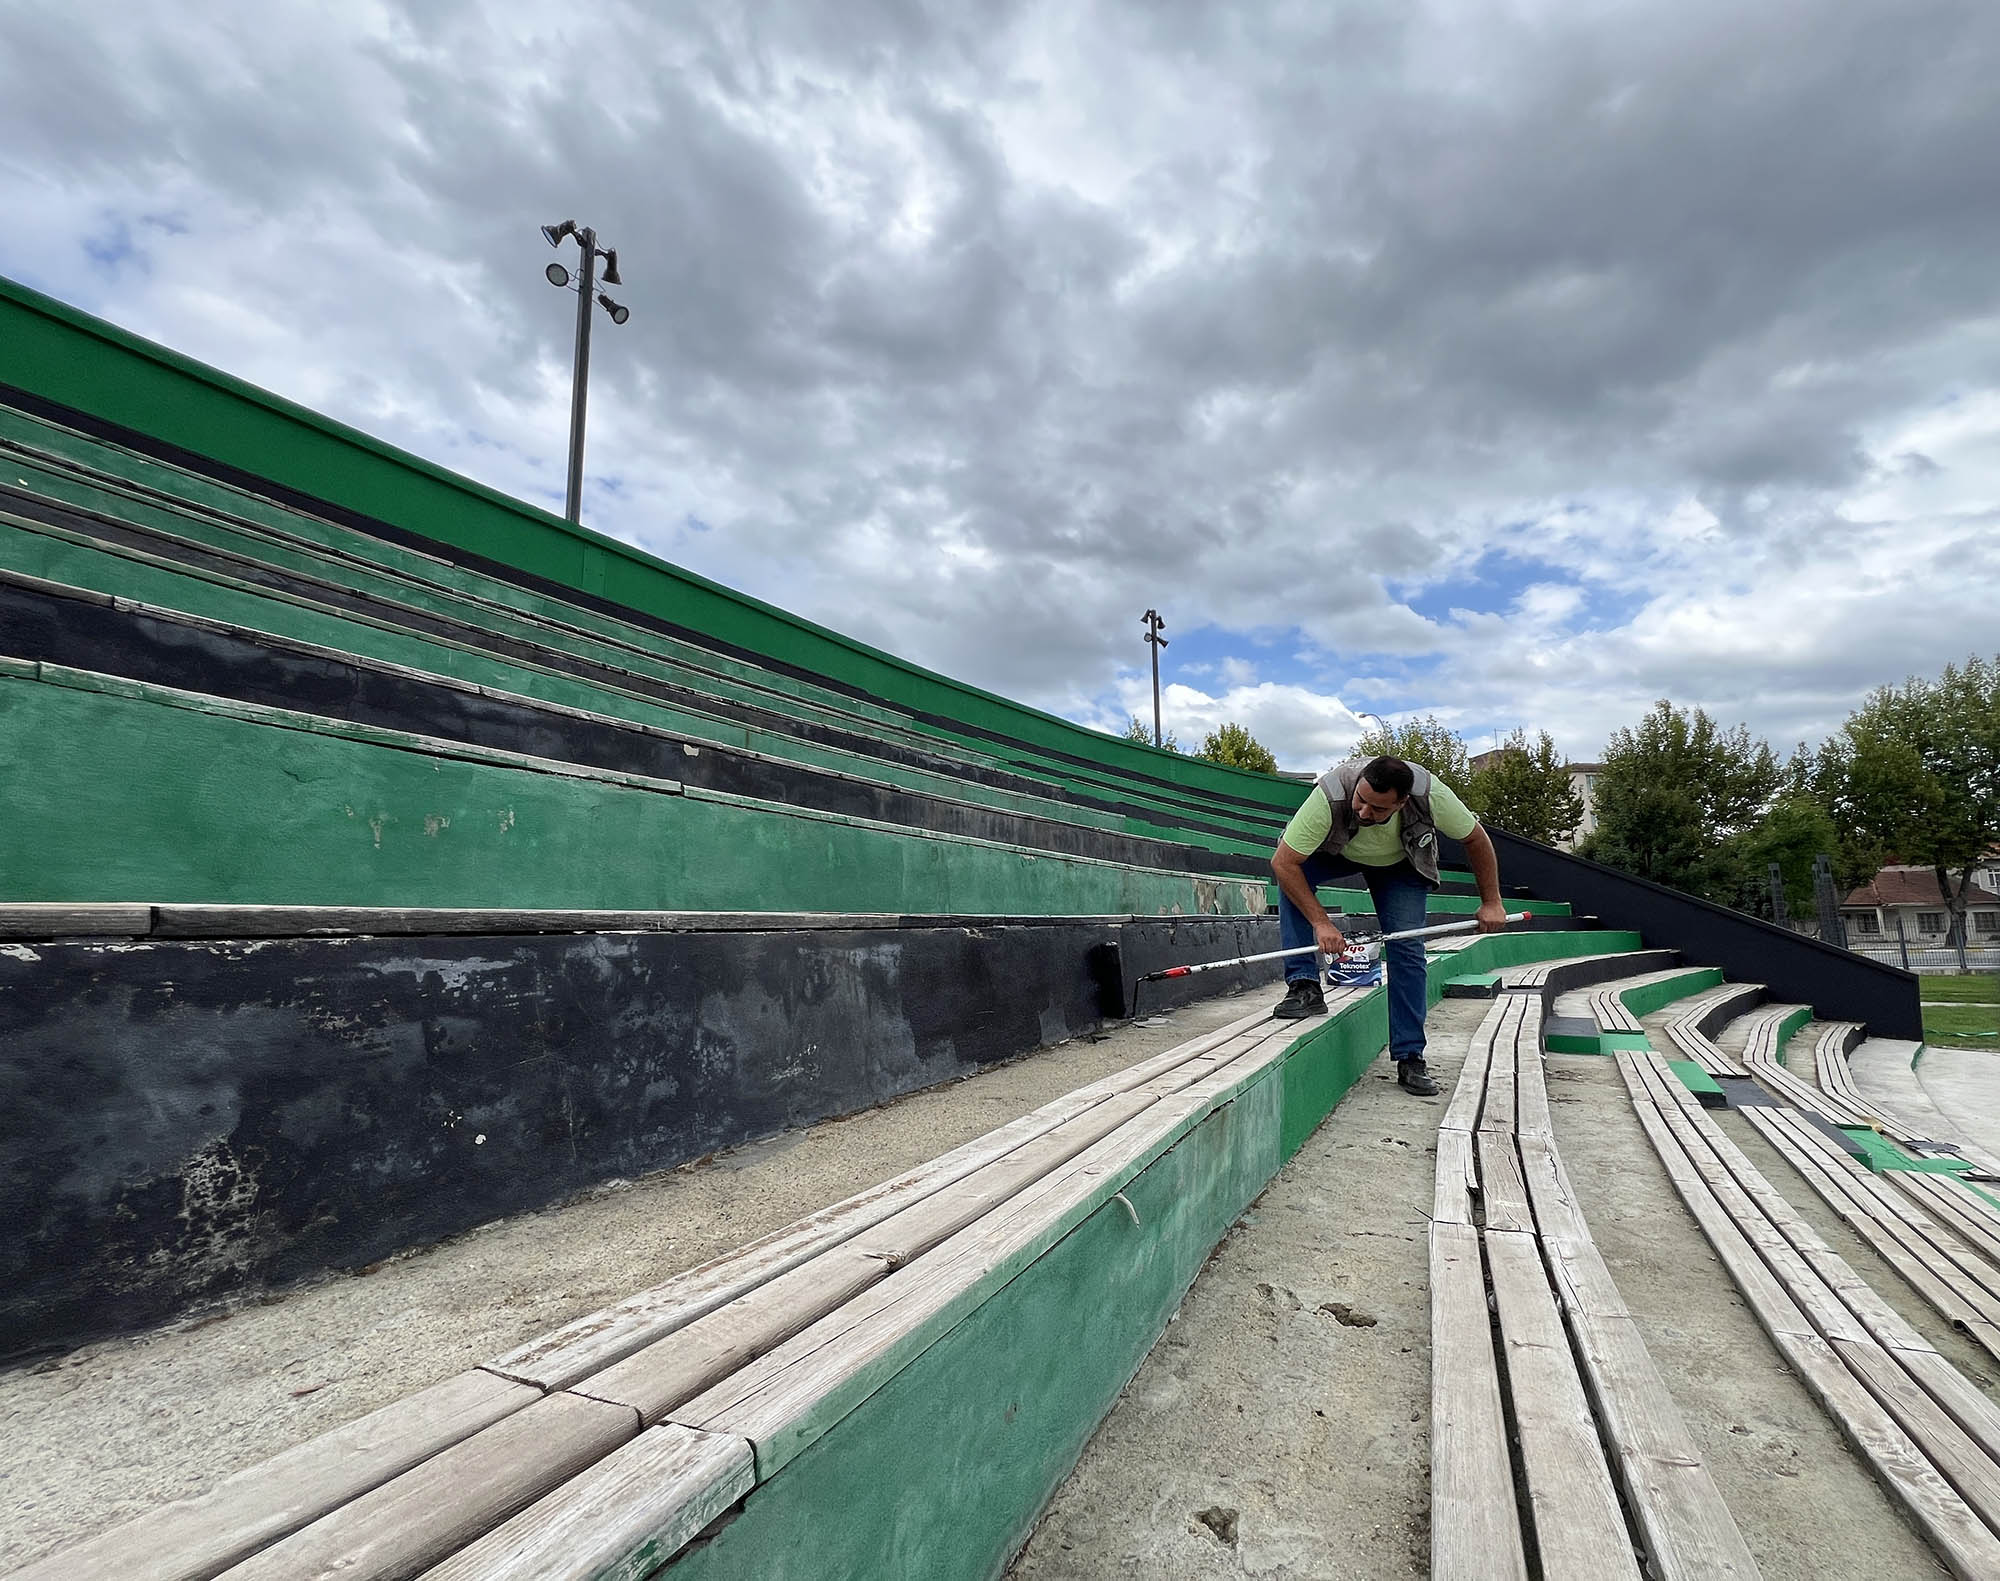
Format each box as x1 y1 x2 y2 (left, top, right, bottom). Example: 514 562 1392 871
1441 997 1511 1135
6 1371 536 1581
1740 1106 2000 1355
1894 1174 2000 1271
1512 1000 1553 1141
1829 1339 2000 1576
1619 1050 2000 1580
0 902 153 937
1515 1127 1755 1577
1429 1221 1529 1581
567 1248 890 1424
670 1031 1306 1477
415 1424 753 1581
491 1010 1279 1389
1477 1131 1534 1234
1483 1229 1641 1581
220 1392 641 1581
1477 994 1525 1136
1434 1126 1477 1227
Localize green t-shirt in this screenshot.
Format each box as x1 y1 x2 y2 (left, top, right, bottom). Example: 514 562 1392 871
1279 778 1479 865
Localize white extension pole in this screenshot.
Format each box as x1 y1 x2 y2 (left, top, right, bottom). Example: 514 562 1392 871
1142 911 1531 981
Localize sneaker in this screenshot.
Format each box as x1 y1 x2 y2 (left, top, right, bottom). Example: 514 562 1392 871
1396 1057 1439 1096
1272 979 1327 1020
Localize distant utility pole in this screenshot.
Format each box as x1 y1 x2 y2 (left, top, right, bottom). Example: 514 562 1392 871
540 219 631 525
1141 609 1168 747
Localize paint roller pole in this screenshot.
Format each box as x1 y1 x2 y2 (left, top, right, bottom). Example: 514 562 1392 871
1138 912 1533 983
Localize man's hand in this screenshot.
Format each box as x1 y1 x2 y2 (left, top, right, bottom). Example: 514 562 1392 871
1314 917 1348 955
1475 899 1509 934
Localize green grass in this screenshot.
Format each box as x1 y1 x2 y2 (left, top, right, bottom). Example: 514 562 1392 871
1921 975 2000 1005
1923 1004 2000 1046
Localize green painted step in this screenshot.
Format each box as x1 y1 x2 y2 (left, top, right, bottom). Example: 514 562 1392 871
1619 967 1724 1020
1838 1128 1980 1177
0 495 1295 861
0 663 1267 917
1 275 1314 825
1667 1060 1727 1107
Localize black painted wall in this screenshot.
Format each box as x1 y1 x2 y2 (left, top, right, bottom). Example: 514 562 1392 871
0 914 1280 1360
1458 829 1922 1040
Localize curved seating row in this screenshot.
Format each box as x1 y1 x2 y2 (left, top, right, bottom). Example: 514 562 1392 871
1432 974 1752 1579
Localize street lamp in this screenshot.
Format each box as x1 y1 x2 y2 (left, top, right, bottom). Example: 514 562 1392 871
541 219 631 524
1354 710 1389 749
1141 609 1168 748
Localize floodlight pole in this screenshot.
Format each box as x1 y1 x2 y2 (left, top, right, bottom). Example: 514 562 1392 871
1141 608 1168 747
564 227 599 525
542 218 629 525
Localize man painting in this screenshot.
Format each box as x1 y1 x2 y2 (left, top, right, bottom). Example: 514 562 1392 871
1269 755 1508 1095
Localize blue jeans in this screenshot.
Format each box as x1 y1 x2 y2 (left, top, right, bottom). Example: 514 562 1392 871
1280 855 1432 1061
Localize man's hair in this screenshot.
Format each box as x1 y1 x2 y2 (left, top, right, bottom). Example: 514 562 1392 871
1360 755 1415 799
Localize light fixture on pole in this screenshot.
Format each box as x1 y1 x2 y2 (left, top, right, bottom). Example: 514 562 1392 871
541 218 631 525
1355 710 1389 749
1141 609 1168 748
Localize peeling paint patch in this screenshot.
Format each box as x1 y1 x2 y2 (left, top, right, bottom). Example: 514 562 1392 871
424 814 450 837
0 943 41 962
498 809 515 833
368 814 387 849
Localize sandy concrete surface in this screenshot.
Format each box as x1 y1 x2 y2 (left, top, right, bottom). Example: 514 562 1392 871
1007 1000 1471 1580
0 989 1271 1573
1911 1044 2000 1170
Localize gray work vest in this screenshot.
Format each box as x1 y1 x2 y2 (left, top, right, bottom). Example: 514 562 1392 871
1312 759 1444 885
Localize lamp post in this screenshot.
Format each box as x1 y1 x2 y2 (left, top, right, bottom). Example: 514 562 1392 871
1141 609 1168 748
1355 710 1389 748
541 219 631 525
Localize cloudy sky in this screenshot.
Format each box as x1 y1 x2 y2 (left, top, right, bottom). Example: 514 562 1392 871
4 0 1996 771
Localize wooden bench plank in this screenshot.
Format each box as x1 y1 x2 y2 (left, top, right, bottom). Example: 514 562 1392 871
668 1029 1309 1477
1514 1131 1754 1576
1429 1220 1529 1581
415 1424 753 1581
1483 1229 1641 1581
5 1371 535 1581
1434 1126 1477 1226
1477 1132 1534 1234
491 1010 1280 1390
219 1393 640 1581
1619 1050 2000 1579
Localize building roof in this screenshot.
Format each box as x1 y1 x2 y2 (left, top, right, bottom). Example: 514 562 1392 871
1843 866 1951 909
1564 762 1606 774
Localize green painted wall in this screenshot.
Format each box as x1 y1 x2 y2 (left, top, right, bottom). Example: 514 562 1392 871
0 666 1264 916
1619 967 1723 1021
0 276 1306 819
659 928 1631 1579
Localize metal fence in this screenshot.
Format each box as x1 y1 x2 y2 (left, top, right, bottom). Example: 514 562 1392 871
1766 856 1999 976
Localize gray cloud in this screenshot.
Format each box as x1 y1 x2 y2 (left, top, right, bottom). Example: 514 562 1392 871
4 0 1999 770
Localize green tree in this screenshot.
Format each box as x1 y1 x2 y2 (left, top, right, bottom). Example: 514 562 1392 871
1464 730 1586 845
1806 656 2000 940
1196 721 1278 774
1120 714 1180 752
1582 700 1780 898
1353 714 1471 787
1713 792 1842 918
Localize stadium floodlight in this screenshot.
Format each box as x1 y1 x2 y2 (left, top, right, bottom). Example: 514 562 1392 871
537 219 632 524
1142 609 1169 748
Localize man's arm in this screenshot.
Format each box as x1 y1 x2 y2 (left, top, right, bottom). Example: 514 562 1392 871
1462 823 1508 931
1272 840 1348 955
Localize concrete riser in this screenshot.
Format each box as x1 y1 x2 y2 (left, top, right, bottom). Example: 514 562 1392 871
0 915 1281 1360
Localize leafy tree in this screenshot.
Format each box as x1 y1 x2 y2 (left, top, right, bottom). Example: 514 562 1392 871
1353 714 1470 787
1805 656 2000 940
1121 714 1179 752
1464 729 1586 845
1581 700 1780 898
1712 792 1842 918
1196 721 1278 774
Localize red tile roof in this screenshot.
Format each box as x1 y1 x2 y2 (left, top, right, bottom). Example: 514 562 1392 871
1843 867 1951 908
